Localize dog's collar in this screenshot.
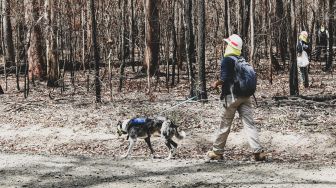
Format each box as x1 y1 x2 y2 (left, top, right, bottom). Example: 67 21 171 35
117 127 127 136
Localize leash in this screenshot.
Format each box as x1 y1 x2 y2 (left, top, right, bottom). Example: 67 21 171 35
156 87 223 116
157 96 198 116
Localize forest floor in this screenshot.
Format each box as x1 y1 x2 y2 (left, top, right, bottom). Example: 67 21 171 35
1 61 336 187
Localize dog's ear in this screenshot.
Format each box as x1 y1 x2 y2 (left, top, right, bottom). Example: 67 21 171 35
116 121 123 136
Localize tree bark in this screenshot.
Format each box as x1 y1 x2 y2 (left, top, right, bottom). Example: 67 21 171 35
45 0 59 87
86 0 92 54
184 0 196 98
171 0 177 86
25 0 45 81
238 0 251 59
89 0 101 102
197 0 207 100
325 0 334 70
130 0 135 72
276 0 287 65
249 0 255 66
2 0 15 68
118 0 126 92
0 84 3 94
144 0 160 77
268 0 273 84
224 0 230 36
288 0 299 95
177 3 184 83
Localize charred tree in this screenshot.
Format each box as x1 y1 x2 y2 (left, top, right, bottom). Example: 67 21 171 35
171 0 177 87
197 0 207 100
45 0 59 87
2 0 15 68
0 84 3 94
89 0 101 102
24 0 45 81
184 0 196 98
130 0 135 72
325 0 334 71
288 0 299 95
276 0 288 66
240 0 251 59
224 0 230 36
144 0 160 77
249 0 255 66
118 0 126 92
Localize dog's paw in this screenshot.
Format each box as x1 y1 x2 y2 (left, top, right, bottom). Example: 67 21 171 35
165 153 174 160
120 154 129 159
165 155 175 160
150 154 158 159
171 148 177 156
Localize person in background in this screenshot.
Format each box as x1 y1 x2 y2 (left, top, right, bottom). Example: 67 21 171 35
316 24 329 62
297 31 311 89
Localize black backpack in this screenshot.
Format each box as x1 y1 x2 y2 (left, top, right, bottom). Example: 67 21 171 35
319 30 328 44
229 56 257 97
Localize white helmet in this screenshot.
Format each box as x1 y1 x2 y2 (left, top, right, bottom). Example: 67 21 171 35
224 34 243 50
300 31 308 37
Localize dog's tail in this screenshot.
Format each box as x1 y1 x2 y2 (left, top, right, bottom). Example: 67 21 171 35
175 128 186 140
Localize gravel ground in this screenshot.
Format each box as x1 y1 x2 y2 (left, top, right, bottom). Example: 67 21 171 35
1 153 336 188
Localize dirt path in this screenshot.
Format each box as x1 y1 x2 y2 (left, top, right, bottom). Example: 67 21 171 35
1 152 335 188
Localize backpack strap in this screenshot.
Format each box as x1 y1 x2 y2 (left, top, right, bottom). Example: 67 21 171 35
227 56 239 102
228 56 239 63
252 94 258 108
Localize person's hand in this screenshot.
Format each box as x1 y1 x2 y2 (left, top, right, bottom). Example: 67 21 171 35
211 81 219 90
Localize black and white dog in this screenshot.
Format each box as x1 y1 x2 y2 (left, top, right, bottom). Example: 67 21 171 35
117 116 186 159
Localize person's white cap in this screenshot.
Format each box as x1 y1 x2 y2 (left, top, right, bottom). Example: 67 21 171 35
223 34 243 50
300 31 308 37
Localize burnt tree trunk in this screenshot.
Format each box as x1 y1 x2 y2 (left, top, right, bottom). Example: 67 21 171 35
144 0 160 77
25 0 45 81
45 0 59 87
276 0 287 66
0 84 4 94
184 0 196 98
249 0 255 66
325 0 334 71
171 0 177 86
89 0 101 102
288 0 299 95
197 0 207 100
118 0 126 92
130 0 135 72
2 0 15 68
224 0 230 36
241 0 251 59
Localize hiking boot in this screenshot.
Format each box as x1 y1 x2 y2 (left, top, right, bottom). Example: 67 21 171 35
253 152 267 161
206 151 224 160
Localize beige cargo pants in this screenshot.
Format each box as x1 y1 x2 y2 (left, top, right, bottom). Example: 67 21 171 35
212 94 263 154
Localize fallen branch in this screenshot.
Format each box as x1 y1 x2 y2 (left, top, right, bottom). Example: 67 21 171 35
273 95 336 102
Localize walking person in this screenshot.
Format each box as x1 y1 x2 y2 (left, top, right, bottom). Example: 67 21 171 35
316 24 329 62
207 34 266 161
297 31 311 89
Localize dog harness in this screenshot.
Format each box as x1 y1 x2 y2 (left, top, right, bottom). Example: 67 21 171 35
121 118 148 132
130 118 147 124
